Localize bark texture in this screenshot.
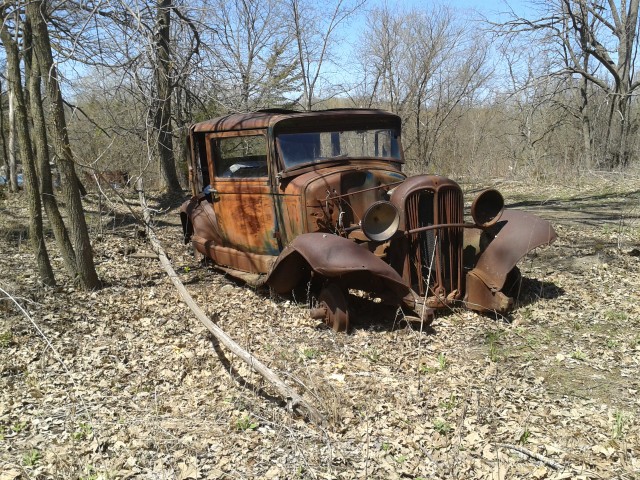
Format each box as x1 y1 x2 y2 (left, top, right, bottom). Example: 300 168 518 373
0 17 55 285
27 0 101 289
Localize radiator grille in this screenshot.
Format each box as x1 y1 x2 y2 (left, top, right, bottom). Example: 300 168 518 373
406 186 463 297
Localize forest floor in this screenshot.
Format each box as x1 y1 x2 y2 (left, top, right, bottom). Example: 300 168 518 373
1 175 639 479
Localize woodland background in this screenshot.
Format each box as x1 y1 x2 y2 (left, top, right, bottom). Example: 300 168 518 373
2 0 640 191
1 1 639 478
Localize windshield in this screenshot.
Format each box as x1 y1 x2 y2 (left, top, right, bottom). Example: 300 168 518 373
277 129 401 169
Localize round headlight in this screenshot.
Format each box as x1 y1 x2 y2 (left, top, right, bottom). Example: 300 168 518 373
362 201 400 242
471 189 504 227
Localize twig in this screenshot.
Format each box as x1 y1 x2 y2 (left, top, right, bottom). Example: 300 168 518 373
0 285 93 423
136 179 324 425
497 443 564 470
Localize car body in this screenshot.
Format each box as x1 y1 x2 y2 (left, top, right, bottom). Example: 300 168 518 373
180 109 556 331
0 173 23 187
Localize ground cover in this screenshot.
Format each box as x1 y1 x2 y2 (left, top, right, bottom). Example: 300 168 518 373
1 177 639 479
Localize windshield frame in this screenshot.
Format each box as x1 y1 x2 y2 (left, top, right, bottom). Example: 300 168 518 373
272 116 404 174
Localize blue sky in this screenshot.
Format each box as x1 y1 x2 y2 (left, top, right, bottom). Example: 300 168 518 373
374 0 531 17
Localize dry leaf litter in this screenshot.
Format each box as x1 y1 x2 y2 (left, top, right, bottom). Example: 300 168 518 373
1 179 639 479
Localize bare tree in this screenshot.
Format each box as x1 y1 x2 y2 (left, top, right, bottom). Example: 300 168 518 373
360 5 492 171
6 72 19 191
207 0 298 111
0 5 55 285
0 76 9 183
153 0 181 192
499 0 640 168
27 0 101 289
24 15 78 279
289 0 366 110
1 12 19 194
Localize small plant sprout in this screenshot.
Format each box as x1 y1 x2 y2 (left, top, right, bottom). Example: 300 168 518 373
300 347 319 360
439 394 457 411
518 427 531 445
437 352 447 370
612 411 626 439
0 330 13 347
235 415 259 432
433 419 452 435
73 422 93 441
605 310 628 323
485 330 502 362
394 454 408 463
365 348 380 363
11 421 27 434
571 350 586 361
22 449 41 467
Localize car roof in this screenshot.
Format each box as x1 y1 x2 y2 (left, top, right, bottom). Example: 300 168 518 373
191 108 401 133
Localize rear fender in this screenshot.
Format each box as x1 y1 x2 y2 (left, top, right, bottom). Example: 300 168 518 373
464 209 556 312
266 232 411 303
180 194 225 246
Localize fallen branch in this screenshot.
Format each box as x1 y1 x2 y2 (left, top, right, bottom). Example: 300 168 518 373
128 252 159 259
137 181 323 424
497 443 565 470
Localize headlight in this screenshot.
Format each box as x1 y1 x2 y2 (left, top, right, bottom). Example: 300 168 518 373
362 201 400 242
471 189 504 227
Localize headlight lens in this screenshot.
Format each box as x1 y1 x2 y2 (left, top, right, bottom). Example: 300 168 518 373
362 201 400 242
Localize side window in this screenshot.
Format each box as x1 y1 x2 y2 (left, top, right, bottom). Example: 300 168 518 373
213 135 268 178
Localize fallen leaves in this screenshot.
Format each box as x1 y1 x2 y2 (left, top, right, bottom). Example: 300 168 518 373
1 181 640 478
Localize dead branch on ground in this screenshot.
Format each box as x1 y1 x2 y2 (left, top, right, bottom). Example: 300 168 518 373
136 180 323 424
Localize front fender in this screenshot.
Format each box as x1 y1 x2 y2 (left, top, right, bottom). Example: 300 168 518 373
466 209 557 292
266 232 411 302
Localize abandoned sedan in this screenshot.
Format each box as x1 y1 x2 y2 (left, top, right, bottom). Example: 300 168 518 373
180 109 556 331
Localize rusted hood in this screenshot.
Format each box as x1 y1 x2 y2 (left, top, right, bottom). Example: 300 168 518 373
281 165 405 234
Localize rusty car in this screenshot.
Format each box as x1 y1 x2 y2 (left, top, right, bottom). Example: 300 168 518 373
180 109 556 331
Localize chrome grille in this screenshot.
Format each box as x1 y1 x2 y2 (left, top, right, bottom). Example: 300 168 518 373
406 186 463 297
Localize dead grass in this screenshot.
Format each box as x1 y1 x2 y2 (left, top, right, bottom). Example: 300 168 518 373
1 177 639 479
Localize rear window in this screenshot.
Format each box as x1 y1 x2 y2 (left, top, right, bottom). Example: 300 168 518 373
212 135 268 178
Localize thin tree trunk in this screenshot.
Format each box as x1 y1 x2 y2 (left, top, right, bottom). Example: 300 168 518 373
602 96 617 168
27 0 101 290
25 19 78 279
579 76 592 169
1 18 55 286
0 77 8 179
154 0 181 192
7 78 18 192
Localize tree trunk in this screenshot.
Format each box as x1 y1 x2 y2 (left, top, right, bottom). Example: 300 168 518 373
0 77 8 180
25 18 78 279
154 0 181 192
0 18 55 286
27 0 101 290
578 76 592 169
7 78 18 192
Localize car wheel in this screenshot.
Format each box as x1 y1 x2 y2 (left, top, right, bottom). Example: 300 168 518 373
310 283 350 332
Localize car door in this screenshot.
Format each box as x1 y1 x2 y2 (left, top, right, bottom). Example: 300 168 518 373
207 129 280 258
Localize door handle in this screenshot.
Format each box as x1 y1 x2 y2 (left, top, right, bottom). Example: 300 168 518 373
203 186 220 202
